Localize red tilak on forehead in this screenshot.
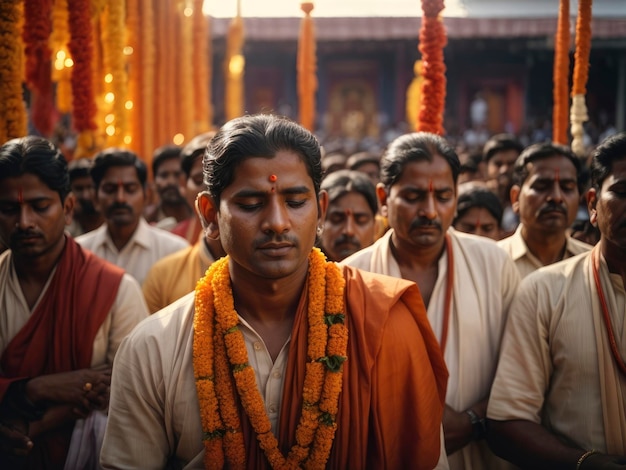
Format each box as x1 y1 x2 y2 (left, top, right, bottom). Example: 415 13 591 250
428 179 434 193
554 168 560 183
345 208 353 216
117 178 123 188
17 187 23 204
268 174 277 183
475 218 481 230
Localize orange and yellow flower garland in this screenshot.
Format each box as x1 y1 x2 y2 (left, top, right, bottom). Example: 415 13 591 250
570 0 593 157
417 0 447 135
193 0 212 133
193 248 347 469
552 0 570 145
297 2 318 132
0 0 27 142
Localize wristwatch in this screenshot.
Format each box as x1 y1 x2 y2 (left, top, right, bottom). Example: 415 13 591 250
465 409 487 440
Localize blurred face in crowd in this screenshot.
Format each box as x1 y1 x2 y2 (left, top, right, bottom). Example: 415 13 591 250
379 154 456 253
96 166 146 229
321 191 376 261
453 206 500 240
154 158 186 204
511 155 579 238
487 149 519 202
187 156 205 208
588 158 626 252
71 175 98 216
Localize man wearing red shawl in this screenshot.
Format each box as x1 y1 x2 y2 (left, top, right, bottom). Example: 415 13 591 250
0 136 148 468
101 115 449 469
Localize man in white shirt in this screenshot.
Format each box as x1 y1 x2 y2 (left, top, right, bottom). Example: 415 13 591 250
76 148 188 285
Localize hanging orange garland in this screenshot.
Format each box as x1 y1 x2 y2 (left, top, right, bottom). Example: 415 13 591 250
225 0 245 121
180 3 195 143
50 0 72 114
297 2 318 132
23 0 54 136
570 0 593 156
67 0 98 158
193 0 212 133
0 0 28 142
552 0 570 145
417 0 447 135
104 0 128 147
126 0 142 153
140 0 155 161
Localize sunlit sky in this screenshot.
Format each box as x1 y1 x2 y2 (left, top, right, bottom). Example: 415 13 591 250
203 0 468 18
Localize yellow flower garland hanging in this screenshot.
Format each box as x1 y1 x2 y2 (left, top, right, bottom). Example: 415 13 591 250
193 248 347 469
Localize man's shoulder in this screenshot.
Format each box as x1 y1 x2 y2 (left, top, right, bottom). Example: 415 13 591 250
74 224 105 246
452 230 510 262
566 235 593 255
144 222 189 247
149 243 197 271
340 232 388 268
526 250 590 285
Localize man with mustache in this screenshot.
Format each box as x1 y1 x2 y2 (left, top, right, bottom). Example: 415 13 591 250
497 143 591 279
487 132 626 468
318 170 377 262
76 149 188 285
66 157 104 237
0 136 148 467
144 145 192 231
343 132 520 469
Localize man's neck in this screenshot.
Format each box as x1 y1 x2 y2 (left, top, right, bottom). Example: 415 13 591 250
160 201 192 222
600 238 626 288
521 225 568 266
390 231 445 270
76 213 104 233
107 220 139 251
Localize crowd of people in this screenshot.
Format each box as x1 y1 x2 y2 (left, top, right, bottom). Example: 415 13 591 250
0 114 625 469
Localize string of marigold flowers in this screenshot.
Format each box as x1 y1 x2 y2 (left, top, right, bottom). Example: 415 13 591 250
193 248 347 469
553 0 570 145
570 0 593 157
417 0 447 135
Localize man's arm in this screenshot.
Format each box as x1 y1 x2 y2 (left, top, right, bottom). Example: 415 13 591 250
488 419 626 470
443 399 488 455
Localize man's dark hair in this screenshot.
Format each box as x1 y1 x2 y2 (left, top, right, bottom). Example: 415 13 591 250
181 132 215 178
590 132 626 190
68 157 94 182
380 132 460 188
454 185 503 225
204 114 322 205
512 142 582 190
321 170 378 217
346 151 380 172
0 136 70 201
483 134 524 163
152 145 182 176
91 148 148 189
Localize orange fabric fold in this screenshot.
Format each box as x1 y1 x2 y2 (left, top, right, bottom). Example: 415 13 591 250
241 265 447 468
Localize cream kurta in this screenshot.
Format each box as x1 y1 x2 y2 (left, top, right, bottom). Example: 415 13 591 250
488 250 626 454
76 218 189 285
497 224 592 278
342 229 520 470
0 250 149 368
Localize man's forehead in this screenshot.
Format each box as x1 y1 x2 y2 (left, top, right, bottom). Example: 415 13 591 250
101 166 140 182
526 156 577 176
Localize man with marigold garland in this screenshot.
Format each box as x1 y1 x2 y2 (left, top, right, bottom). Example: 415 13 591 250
101 114 449 469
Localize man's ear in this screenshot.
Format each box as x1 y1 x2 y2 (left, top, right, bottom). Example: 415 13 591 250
586 188 598 226
196 191 220 239
510 185 521 214
376 183 388 218
63 193 75 227
317 189 329 224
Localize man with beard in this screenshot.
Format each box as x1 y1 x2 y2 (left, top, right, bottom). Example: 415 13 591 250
343 132 520 469
66 158 104 237
318 170 377 262
76 149 188 285
497 143 591 279
0 136 148 467
487 132 626 468
483 134 524 234
144 145 192 231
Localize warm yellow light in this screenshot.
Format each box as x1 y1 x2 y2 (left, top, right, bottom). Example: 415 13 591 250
104 73 113 83
123 46 134 55
54 60 64 71
173 133 185 145
184 7 193 16
104 92 115 103
229 55 245 75
106 125 116 136
123 135 132 145
105 114 115 124
125 100 133 110
64 58 74 68
56 50 66 61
